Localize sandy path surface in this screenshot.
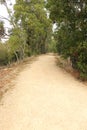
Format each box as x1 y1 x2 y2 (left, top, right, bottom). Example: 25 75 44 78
0 54 87 130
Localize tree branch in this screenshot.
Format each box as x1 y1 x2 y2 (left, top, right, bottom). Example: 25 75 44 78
0 15 11 23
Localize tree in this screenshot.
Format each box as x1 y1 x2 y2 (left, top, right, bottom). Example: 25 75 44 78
0 0 16 27
14 0 52 54
0 0 52 65
0 21 5 40
8 27 27 62
47 0 87 79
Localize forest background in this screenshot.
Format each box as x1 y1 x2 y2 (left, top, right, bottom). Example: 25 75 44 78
0 0 87 80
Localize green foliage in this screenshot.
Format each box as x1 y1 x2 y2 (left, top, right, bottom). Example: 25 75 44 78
7 27 28 62
0 43 8 65
14 0 52 54
0 21 5 40
48 37 57 52
47 0 87 80
76 42 87 79
0 0 52 66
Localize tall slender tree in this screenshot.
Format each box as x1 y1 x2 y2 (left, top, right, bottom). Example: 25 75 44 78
14 0 52 54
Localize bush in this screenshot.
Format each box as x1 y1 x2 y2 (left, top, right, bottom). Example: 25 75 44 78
77 42 87 80
48 38 57 52
70 41 87 80
0 43 9 65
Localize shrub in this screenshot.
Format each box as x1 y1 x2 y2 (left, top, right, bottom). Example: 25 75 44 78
77 42 87 80
70 41 87 80
0 43 8 65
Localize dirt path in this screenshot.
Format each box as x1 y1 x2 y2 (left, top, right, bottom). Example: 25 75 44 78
0 54 87 130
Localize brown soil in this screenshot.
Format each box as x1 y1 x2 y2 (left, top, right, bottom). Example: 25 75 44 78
56 55 87 86
0 56 36 100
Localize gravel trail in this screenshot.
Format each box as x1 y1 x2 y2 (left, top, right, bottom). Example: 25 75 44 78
0 54 87 130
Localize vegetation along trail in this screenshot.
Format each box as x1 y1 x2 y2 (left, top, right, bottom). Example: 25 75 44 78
0 54 87 130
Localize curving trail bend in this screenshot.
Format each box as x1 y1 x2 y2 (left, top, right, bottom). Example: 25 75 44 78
0 54 87 130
